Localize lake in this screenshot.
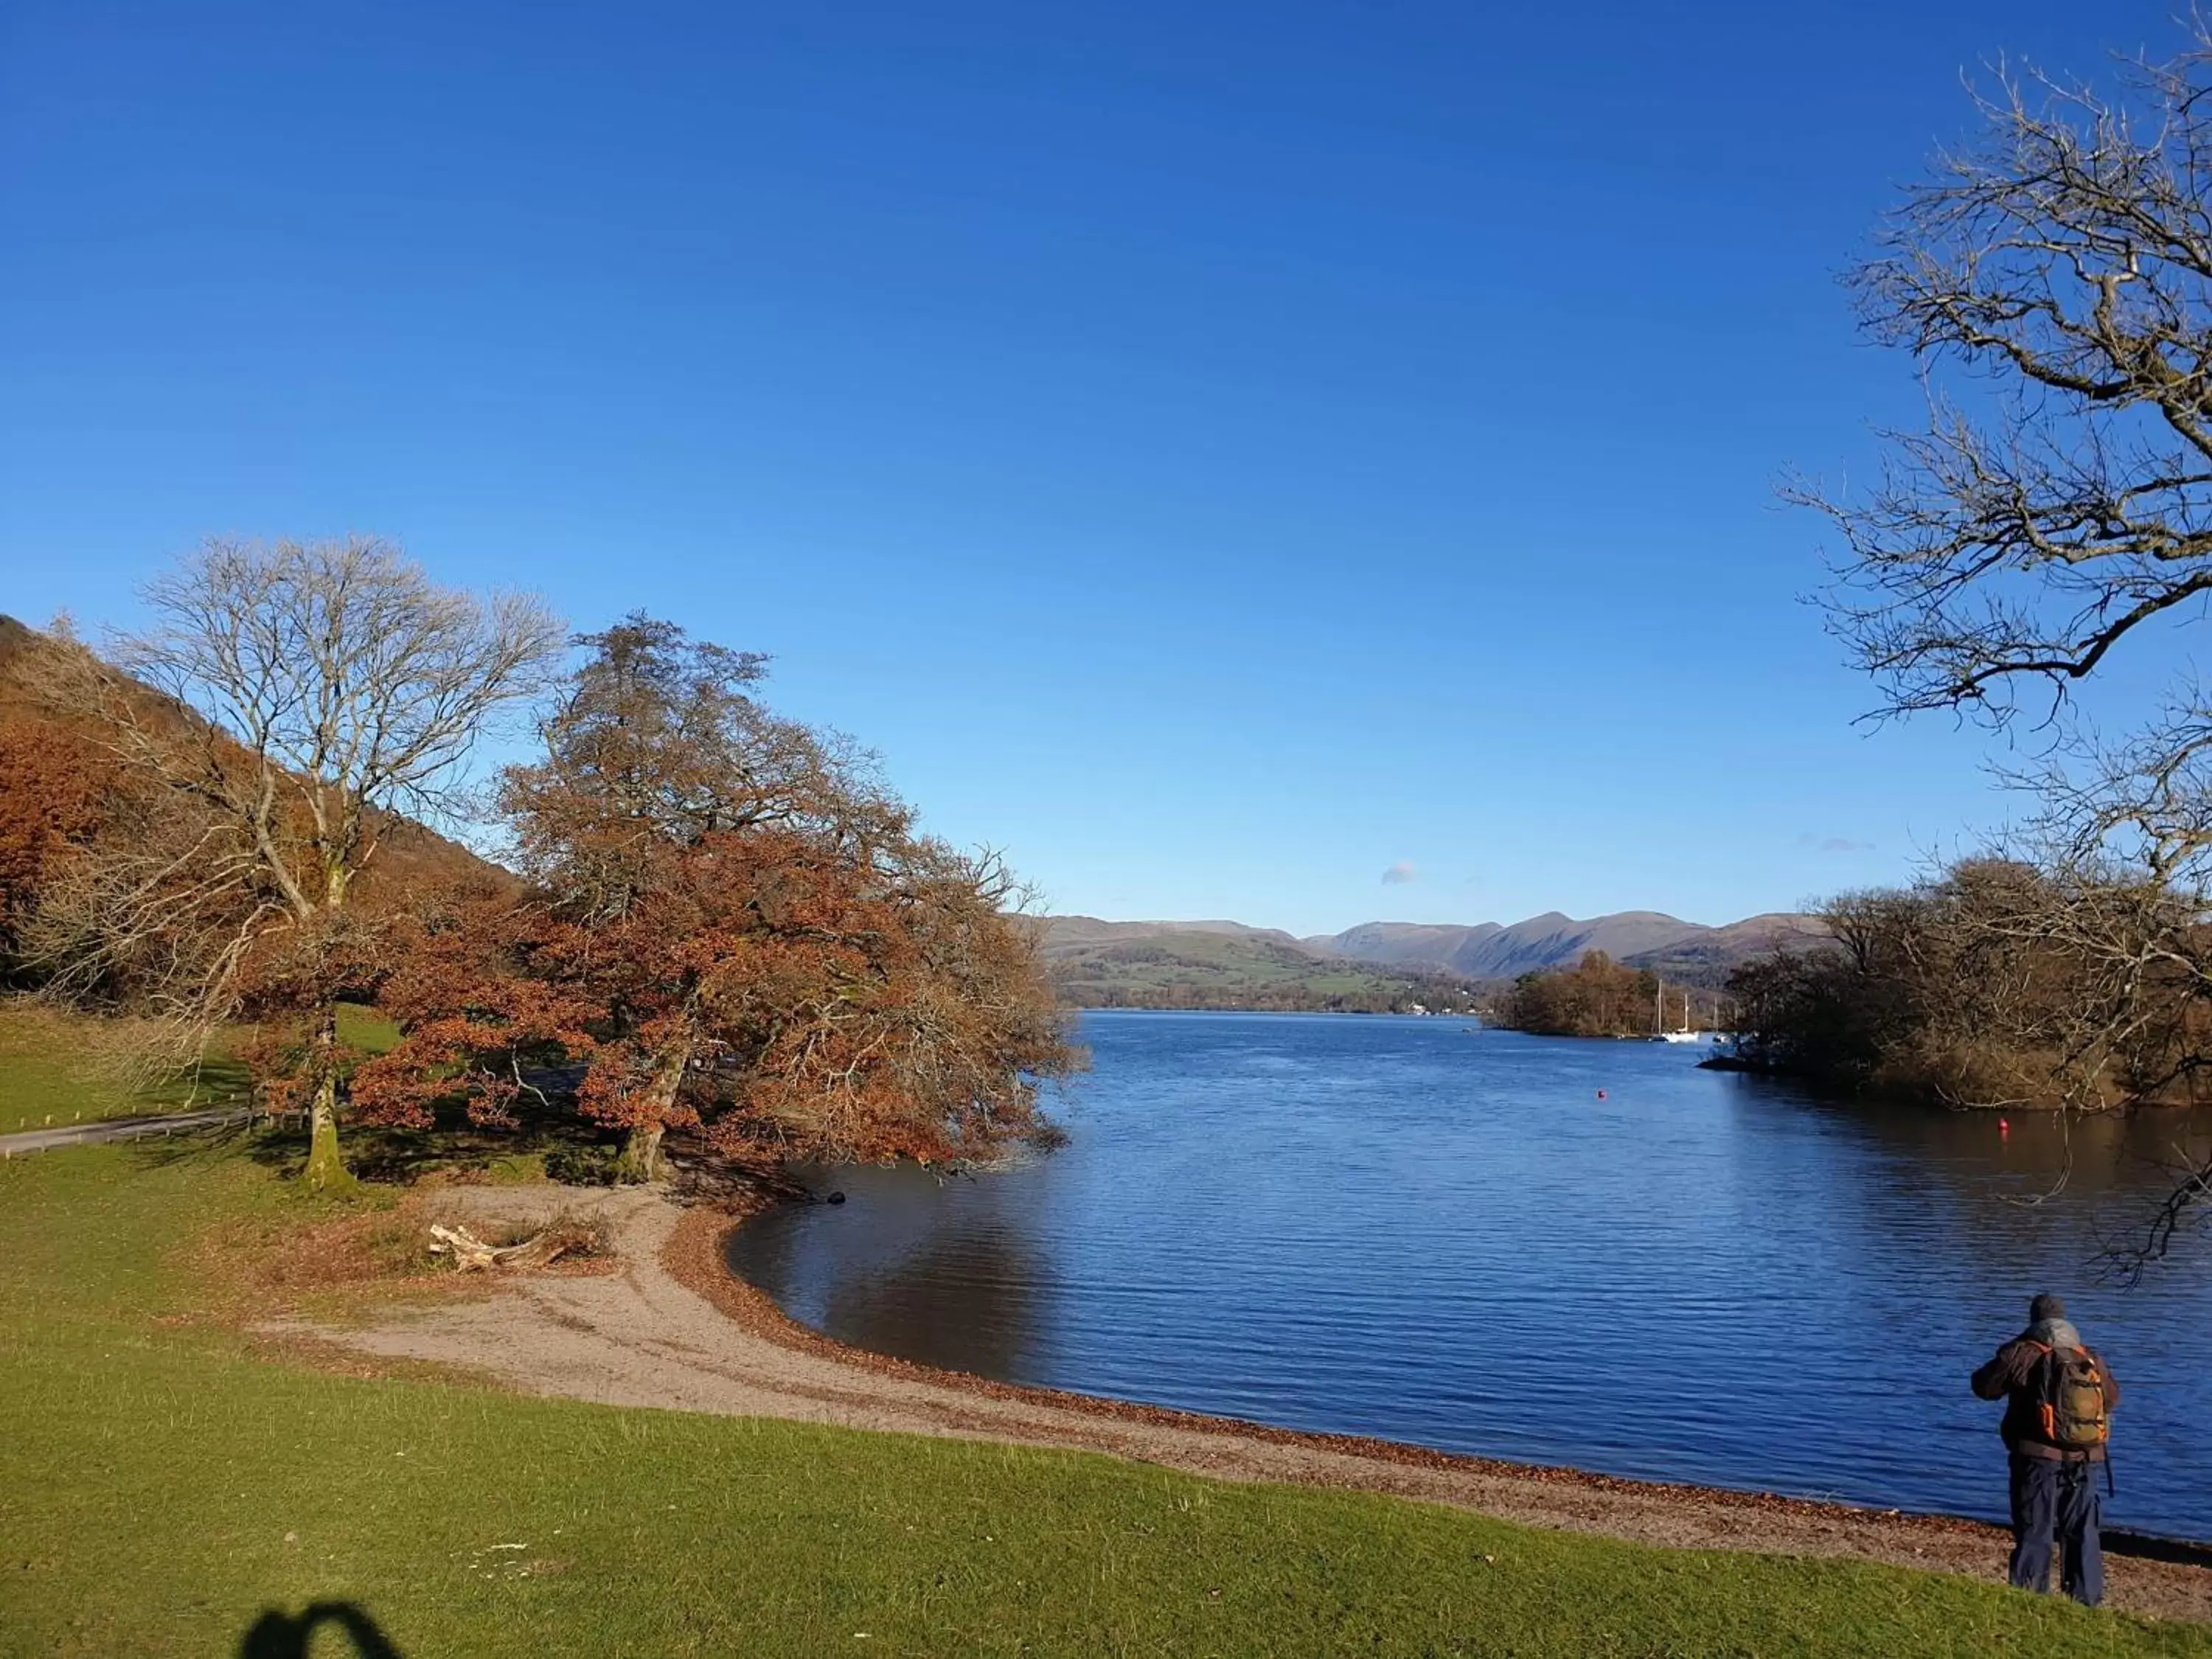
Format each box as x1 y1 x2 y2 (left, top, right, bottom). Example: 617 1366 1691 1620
726 1010 2212 1538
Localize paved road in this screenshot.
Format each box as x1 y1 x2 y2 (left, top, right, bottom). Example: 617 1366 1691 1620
0 1106 252 1156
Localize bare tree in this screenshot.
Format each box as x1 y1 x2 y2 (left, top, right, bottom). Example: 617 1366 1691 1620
1793 24 2212 1265
1795 26 2212 725
33 536 563 1190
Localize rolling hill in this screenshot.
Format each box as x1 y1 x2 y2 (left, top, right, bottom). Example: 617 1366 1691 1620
1039 908 1824 1009
1034 918 1477 1013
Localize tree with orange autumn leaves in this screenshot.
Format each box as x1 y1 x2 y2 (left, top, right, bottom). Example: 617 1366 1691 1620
355 617 1079 1180
0 707 114 972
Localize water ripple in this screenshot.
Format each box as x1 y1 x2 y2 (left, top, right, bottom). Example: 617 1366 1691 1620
729 1011 2212 1536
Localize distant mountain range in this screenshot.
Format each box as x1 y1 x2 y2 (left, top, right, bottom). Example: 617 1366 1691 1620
1038 908 1826 1009
1296 910 1826 979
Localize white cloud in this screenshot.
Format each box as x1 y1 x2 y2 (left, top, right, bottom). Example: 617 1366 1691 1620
1799 833 1875 855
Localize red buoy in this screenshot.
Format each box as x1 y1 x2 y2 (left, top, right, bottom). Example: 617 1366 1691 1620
1999 1118 2011 1135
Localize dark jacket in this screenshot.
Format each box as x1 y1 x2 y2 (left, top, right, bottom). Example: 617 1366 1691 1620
1971 1319 2119 1461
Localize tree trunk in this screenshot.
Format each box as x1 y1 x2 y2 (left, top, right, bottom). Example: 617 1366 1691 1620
616 1121 665 1185
300 1002 358 1195
614 1038 690 1184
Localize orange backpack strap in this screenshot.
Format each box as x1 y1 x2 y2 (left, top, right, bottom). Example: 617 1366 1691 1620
2024 1341 2057 1439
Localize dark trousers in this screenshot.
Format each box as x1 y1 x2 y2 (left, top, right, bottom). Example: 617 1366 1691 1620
2007 1451 2104 1607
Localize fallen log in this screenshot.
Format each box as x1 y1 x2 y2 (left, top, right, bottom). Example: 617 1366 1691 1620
428 1220 591 1272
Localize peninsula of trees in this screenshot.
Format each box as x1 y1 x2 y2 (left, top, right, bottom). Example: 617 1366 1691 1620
1486 951 1725 1040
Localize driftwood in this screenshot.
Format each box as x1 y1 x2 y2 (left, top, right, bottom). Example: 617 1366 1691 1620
428 1220 591 1272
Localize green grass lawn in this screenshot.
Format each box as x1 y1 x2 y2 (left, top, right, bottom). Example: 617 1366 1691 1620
1 1144 2205 1658
0 1007 248 1128
0 1003 403 1132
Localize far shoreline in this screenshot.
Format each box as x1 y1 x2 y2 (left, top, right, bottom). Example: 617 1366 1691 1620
1071 1004 1470 1015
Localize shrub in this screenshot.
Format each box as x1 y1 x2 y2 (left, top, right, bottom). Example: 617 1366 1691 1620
543 1143 620 1186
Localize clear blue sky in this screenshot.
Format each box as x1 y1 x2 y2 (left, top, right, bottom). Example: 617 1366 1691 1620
0 1 2171 936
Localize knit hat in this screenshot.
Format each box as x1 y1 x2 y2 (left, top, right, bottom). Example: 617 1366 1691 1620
2029 1293 2066 1324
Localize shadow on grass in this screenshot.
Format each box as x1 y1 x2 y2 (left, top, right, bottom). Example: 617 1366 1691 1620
237 1601 403 1657
127 1101 619 1189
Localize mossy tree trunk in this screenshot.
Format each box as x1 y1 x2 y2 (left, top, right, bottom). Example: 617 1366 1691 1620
616 1121 665 1185
615 1037 692 1184
300 1001 358 1195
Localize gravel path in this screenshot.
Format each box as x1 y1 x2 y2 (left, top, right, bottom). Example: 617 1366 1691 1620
303 1183 2212 1625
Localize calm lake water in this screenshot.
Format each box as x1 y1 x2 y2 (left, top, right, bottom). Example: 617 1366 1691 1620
728 1011 2212 1537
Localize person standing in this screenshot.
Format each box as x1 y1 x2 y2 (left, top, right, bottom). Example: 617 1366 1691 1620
1971 1293 2119 1607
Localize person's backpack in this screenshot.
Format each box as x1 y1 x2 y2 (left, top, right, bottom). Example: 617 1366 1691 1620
2032 1343 2111 1453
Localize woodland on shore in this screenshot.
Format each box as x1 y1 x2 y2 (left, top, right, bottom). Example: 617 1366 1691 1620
0 540 1081 1197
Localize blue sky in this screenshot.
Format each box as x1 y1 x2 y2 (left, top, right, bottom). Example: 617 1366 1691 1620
0 1 2177 936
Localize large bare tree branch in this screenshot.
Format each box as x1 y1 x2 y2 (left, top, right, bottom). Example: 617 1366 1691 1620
1794 27 2212 724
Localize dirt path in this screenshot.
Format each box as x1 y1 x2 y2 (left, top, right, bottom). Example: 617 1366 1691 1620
306 1185 2212 1625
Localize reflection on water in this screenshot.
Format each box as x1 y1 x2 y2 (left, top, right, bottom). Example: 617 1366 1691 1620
754 1172 1056 1380
726 1012 2212 1537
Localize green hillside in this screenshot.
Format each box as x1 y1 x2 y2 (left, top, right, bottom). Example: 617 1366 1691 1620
1041 925 1476 1012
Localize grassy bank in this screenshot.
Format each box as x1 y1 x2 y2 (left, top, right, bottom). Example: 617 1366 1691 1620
0 1002 401 1130
2 1145 2206 1656
0 1004 248 1127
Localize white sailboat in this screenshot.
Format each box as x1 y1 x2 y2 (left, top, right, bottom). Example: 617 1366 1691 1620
1656 983 1703 1043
